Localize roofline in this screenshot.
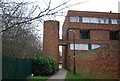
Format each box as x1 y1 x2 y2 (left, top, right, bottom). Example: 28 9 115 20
68 10 119 14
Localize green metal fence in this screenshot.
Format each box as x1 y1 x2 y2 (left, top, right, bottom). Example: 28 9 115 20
2 57 32 80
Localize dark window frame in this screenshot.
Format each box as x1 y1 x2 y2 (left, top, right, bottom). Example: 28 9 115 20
108 18 111 24
110 31 119 40
80 29 90 39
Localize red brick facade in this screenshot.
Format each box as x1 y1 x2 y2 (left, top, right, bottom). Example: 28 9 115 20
90 30 110 40
43 10 120 79
68 43 119 79
62 10 120 80
43 20 59 64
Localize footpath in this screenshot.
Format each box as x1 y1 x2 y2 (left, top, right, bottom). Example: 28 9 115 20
46 68 68 81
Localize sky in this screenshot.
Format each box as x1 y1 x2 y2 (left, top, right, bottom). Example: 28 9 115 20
5 0 119 54
34 0 119 52
69 0 119 12
27 0 119 53
27 0 119 13
26 0 120 36
56 0 120 37
5 0 120 35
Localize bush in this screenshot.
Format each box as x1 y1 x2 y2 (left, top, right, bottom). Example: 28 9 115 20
32 55 57 76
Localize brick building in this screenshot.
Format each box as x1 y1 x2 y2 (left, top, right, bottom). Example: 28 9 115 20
62 10 119 54
62 10 120 79
43 10 120 79
62 10 120 66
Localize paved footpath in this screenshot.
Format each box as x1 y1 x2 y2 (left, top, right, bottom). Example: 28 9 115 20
46 68 68 81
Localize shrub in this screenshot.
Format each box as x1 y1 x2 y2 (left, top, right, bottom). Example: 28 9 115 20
32 55 57 76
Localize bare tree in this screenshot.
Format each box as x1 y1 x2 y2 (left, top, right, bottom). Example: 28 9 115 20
1 0 89 58
1 0 89 32
2 23 43 58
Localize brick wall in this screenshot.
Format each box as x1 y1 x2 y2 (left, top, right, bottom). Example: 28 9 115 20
68 29 80 40
67 43 119 79
62 16 69 40
62 10 119 80
68 10 118 18
62 46 68 69
118 31 120 80
43 20 59 64
90 30 110 40
69 23 119 30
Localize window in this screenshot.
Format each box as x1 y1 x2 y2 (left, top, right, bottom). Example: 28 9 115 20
82 17 101 23
99 18 109 24
92 44 101 49
110 31 119 40
82 17 91 23
111 18 118 24
104 18 109 24
80 29 90 39
108 18 111 24
88 44 92 50
69 16 79 22
70 16 119 24
99 18 104 23
79 17 82 23
69 44 108 50
118 19 120 24
69 44 88 50
92 44 108 49
91 17 99 23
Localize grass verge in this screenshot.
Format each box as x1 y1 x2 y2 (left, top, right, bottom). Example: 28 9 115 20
27 76 49 81
65 71 94 81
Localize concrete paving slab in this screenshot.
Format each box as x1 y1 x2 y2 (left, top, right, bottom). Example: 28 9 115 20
46 68 68 81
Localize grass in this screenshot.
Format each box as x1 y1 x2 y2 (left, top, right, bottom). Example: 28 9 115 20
65 71 94 81
30 76 49 79
27 76 49 81
59 64 62 66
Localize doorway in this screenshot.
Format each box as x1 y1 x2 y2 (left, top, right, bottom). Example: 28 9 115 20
58 45 68 69
59 46 62 69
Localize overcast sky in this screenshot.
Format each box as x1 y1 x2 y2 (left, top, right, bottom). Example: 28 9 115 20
27 0 120 35
15 0 119 53
27 0 119 12
24 0 120 36
10 0 120 35
69 0 119 13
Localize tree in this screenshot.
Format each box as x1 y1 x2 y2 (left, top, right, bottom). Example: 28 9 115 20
1 0 89 58
1 0 89 32
2 24 43 58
